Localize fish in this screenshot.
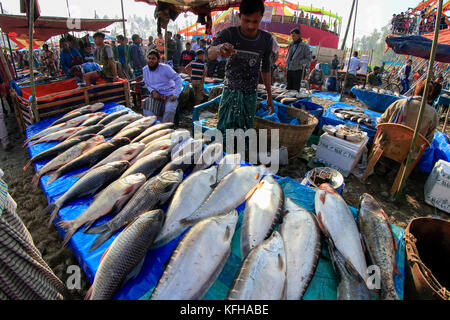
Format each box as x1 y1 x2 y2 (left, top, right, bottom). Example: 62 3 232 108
26 126 87 147
108 113 143 126
279 198 321 300
138 128 174 145
97 121 132 138
85 170 184 252
358 193 400 300
227 231 287 300
241 175 284 258
58 173 147 246
132 123 174 143
43 161 130 227
49 109 92 127
181 165 267 225
66 124 105 139
49 112 105 130
133 139 179 164
216 153 241 182
150 210 238 300
81 114 108 127
24 118 86 145
67 102 104 115
120 116 156 132
147 129 191 149
120 149 170 179
159 151 197 174
23 134 97 171
85 210 164 300
171 138 204 160
328 235 371 300
31 135 105 186
152 166 217 248
98 110 129 126
314 183 368 282
191 143 223 174
112 125 149 141
45 137 131 185
89 143 145 172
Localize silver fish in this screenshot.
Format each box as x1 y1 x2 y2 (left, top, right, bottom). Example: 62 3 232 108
227 231 287 300
151 210 238 300
98 110 129 126
97 120 133 138
133 139 179 164
27 126 87 147
89 143 145 171
67 124 105 139
279 198 321 300
216 153 241 182
241 175 284 258
137 128 174 145
120 149 170 179
108 113 143 126
132 123 175 143
191 143 223 173
120 116 156 132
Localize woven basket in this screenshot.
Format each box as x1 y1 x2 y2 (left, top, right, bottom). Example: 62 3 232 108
254 106 318 158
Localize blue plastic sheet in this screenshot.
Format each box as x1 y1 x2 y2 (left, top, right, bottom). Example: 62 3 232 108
319 103 382 145
258 101 300 124
26 107 405 300
351 87 405 113
418 131 450 173
311 91 342 102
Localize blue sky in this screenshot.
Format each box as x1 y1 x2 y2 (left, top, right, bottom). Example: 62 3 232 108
2 0 437 46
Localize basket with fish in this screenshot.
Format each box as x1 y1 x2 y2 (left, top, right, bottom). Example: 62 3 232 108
322 124 365 143
254 105 318 158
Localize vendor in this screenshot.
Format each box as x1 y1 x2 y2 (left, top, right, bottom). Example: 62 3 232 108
93 32 119 83
285 27 312 90
142 50 183 123
59 38 82 75
207 0 274 148
367 66 382 87
68 62 103 86
308 63 324 90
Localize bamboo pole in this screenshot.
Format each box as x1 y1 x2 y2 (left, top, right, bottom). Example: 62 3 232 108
0 2 18 80
341 0 356 50
443 104 449 132
341 0 358 95
164 29 168 64
394 0 444 201
120 0 129 79
28 0 39 122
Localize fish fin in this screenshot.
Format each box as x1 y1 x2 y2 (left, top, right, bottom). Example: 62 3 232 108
32 173 41 187
277 253 285 271
58 220 77 247
45 172 59 185
84 286 93 300
124 257 146 284
360 234 367 255
224 226 232 242
99 246 111 264
316 211 329 237
47 204 61 227
209 182 219 189
244 182 262 201
319 192 326 204
23 160 33 171
89 228 114 252
82 220 97 233
83 222 108 235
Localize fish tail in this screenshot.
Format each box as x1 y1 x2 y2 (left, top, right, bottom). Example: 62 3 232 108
84 286 93 300
58 220 77 247
32 173 41 187
89 227 114 252
23 160 33 171
47 204 61 227
83 222 109 235
46 172 59 186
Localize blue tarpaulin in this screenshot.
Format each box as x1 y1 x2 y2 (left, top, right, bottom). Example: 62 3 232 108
351 87 405 113
418 131 450 173
386 35 450 64
311 91 342 102
319 103 382 145
26 104 405 300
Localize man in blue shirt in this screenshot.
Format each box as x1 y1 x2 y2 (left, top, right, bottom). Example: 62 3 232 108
59 38 82 75
130 34 147 79
69 62 102 86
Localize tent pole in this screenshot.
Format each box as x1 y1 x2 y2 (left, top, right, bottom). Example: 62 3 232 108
341 0 356 50
341 0 358 96
28 0 39 122
443 104 449 132
0 2 18 80
394 0 444 201
164 28 168 64
120 0 129 79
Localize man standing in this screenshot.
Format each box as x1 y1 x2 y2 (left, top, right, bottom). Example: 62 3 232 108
207 0 274 148
40 44 57 77
367 66 382 87
155 33 165 55
180 42 196 73
130 34 147 79
147 36 156 55
173 34 183 72
116 35 131 78
192 38 201 52
93 32 119 83
285 28 311 90
59 38 82 75
344 51 363 94
142 50 183 123
165 31 177 66
186 49 208 105
399 59 413 95
330 54 339 77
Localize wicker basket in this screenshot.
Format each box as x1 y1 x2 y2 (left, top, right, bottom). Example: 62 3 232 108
254 106 318 158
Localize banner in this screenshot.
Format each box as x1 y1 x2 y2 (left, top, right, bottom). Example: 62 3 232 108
262 7 273 23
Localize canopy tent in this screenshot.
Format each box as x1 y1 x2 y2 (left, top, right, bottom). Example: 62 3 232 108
135 0 241 14
424 27 450 44
385 35 450 63
0 14 124 49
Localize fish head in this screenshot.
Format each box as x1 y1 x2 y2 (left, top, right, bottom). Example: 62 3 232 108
211 210 239 242
221 153 241 166
126 142 145 158
138 116 157 127
171 129 191 143
263 232 286 270
159 169 184 185
73 133 97 142
105 160 131 173
110 137 131 148
86 135 105 145
136 209 165 228
318 183 337 195
255 165 271 181
90 103 105 112
121 173 147 189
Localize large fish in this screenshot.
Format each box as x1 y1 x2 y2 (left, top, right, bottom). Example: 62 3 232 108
152 166 217 248
81 113 108 127
227 231 287 300
49 109 92 127
45 137 131 185
241 175 284 258
138 128 174 145
120 116 156 132
150 210 238 300
89 143 145 172
159 151 197 174
108 113 143 126
133 124 174 143
43 161 130 226
49 112 105 129
171 138 203 160
315 183 368 282
112 125 149 141
23 134 97 171
58 173 147 246
97 121 133 138
216 153 241 182
181 165 267 224
98 110 129 126
69 102 104 115
191 143 223 173
24 118 87 145
26 126 87 147
279 198 321 300
85 170 183 252
67 124 105 139
86 210 164 300
328 235 371 300
133 139 179 164
120 149 170 179
358 193 399 300
31 135 105 186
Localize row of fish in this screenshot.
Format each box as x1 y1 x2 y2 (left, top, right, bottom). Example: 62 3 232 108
353 85 401 97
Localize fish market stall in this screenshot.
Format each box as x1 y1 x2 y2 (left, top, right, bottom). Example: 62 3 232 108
310 91 342 102
24 102 406 300
318 103 382 145
351 86 405 113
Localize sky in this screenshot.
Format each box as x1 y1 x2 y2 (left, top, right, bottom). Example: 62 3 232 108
1 0 433 46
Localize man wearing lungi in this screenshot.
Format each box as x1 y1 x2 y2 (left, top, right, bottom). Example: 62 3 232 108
142 50 183 123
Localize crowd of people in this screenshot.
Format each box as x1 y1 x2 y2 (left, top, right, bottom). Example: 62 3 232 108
391 7 449 35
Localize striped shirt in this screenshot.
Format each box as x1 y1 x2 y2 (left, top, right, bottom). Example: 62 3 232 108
191 59 205 81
